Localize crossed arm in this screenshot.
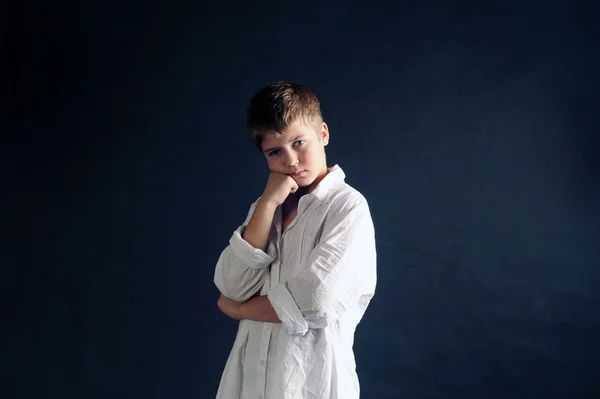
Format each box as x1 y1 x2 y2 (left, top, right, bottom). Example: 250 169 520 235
214 196 376 334
217 293 280 322
215 197 282 322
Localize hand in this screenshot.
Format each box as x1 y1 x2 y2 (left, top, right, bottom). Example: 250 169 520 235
261 172 299 207
217 294 242 320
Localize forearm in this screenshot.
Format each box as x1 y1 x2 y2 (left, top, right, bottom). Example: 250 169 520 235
239 295 281 323
242 198 277 251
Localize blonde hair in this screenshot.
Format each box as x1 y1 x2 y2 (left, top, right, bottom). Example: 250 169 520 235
246 81 323 150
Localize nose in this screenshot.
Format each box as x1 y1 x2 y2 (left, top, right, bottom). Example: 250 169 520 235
284 150 298 167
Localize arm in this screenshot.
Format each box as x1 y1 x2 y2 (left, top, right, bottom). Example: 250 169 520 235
241 198 277 251
214 172 298 302
239 295 280 323
213 198 277 302
267 196 377 336
217 293 280 323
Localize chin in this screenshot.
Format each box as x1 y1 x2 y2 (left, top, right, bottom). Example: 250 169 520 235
295 179 310 187
295 174 316 186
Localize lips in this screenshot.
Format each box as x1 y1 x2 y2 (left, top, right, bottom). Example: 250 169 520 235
291 170 306 177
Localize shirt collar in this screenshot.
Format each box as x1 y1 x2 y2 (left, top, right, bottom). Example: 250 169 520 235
309 164 346 201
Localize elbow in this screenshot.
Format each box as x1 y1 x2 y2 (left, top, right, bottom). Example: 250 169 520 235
305 295 347 330
214 266 269 302
303 278 370 329
214 275 252 302
276 297 344 334
213 266 242 301
213 254 258 302
305 314 334 330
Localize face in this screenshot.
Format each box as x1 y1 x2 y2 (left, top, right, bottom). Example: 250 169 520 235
260 120 330 192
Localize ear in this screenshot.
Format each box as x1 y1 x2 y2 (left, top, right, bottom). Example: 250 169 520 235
320 122 330 146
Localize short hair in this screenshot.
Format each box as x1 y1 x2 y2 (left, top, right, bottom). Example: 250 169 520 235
246 81 323 150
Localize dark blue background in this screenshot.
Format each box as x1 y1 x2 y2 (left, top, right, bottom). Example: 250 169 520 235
3 1 599 398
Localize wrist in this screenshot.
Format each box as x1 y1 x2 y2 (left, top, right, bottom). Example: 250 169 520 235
237 301 246 320
257 197 278 212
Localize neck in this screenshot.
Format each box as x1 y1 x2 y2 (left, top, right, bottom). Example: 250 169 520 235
307 164 329 193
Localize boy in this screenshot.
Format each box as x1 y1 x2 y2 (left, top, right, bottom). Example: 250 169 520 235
213 81 377 399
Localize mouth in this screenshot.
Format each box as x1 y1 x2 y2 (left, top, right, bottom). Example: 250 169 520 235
290 170 306 177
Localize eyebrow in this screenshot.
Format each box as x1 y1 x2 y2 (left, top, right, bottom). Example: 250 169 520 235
262 135 306 153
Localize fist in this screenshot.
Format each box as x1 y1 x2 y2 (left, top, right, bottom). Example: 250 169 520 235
261 172 299 206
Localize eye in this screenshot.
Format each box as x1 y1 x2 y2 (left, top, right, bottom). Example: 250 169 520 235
293 140 305 147
268 149 280 157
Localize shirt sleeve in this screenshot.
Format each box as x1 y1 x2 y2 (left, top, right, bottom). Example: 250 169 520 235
267 196 377 336
214 199 276 302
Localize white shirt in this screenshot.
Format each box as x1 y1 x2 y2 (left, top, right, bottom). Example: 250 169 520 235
214 165 377 399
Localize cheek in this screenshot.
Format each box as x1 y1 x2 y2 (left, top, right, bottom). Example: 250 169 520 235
266 157 284 172
300 148 315 164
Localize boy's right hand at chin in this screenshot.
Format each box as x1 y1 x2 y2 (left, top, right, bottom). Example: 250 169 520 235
260 172 299 207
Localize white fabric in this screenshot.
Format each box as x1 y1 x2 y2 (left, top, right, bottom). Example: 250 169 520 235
214 165 377 399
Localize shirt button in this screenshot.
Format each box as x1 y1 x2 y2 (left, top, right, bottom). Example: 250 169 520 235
265 323 271 329
260 360 265 365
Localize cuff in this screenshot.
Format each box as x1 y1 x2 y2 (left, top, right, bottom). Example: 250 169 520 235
229 225 275 269
267 283 308 336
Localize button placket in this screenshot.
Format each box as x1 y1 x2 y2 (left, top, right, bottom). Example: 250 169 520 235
256 322 272 399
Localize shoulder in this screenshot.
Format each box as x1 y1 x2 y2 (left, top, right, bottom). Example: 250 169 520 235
319 183 375 239
325 182 372 217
